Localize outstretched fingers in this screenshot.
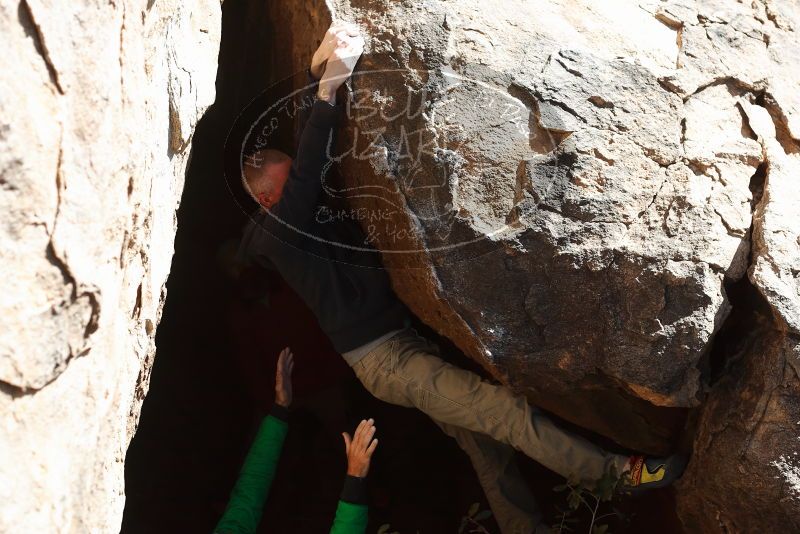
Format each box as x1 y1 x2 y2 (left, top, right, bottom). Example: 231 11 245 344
316 21 360 61
274 347 294 407
344 418 378 477
354 418 368 439
277 347 294 373
285 349 294 376
353 418 376 451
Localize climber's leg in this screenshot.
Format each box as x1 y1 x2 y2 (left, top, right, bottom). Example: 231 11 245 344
352 327 628 485
433 420 550 534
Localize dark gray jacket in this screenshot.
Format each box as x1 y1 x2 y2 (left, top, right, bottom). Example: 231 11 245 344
236 100 408 353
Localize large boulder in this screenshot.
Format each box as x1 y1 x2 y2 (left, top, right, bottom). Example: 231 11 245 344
259 0 800 528
264 0 798 446
0 0 220 531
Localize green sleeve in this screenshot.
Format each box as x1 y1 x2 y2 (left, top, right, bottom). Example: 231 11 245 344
214 412 288 534
329 500 369 534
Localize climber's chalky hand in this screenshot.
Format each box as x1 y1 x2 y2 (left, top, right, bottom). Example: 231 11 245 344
310 21 361 79
312 21 364 104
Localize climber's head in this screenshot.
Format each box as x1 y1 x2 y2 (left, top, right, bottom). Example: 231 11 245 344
242 149 293 210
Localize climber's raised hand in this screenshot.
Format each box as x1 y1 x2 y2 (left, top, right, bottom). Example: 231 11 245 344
314 22 364 104
310 21 360 79
274 346 294 408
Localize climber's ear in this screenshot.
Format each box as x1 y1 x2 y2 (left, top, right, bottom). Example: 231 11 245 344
256 191 273 210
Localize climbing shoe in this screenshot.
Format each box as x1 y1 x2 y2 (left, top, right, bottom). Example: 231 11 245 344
620 453 688 494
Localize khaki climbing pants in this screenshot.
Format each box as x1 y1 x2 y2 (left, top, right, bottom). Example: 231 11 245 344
352 327 628 534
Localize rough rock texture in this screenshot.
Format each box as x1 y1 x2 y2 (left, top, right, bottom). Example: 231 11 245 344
675 89 800 532
263 0 800 529
0 0 220 531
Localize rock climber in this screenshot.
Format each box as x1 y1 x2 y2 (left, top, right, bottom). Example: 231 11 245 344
235 21 688 534
214 347 378 534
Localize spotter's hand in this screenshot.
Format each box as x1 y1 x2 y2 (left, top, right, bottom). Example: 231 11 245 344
342 418 378 478
274 347 294 408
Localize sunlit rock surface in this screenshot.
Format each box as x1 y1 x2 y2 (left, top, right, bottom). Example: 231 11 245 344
676 86 800 533
0 0 220 531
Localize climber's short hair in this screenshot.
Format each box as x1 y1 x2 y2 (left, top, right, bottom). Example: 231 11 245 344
241 148 292 203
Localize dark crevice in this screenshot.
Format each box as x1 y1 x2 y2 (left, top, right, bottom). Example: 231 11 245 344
0 378 35 398
683 161 774 479
591 147 615 164
587 95 614 109
554 55 584 78
761 0 789 30
749 160 767 207
682 76 761 104
698 161 768 386
704 274 773 385
736 101 758 140
657 76 683 95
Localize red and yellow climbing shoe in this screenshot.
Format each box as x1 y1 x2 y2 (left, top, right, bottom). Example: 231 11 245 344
622 454 688 493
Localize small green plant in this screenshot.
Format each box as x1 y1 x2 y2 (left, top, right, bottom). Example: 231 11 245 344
551 465 627 534
458 501 493 533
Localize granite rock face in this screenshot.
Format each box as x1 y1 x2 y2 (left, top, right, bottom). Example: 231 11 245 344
262 0 800 529
0 0 220 531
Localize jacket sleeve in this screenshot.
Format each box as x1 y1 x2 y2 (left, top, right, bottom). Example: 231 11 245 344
269 100 341 230
213 405 290 534
329 475 368 534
